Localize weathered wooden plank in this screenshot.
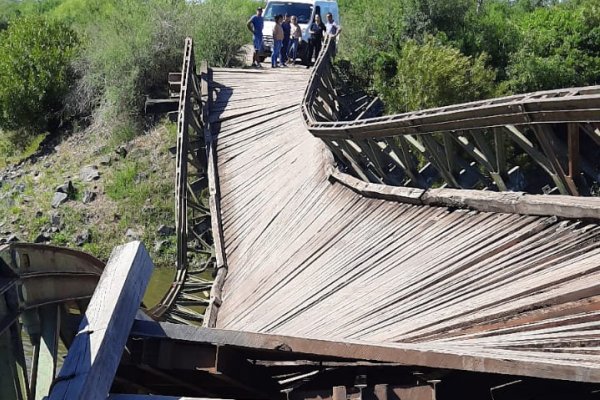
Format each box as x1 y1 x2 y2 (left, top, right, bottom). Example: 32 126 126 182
33 304 60 400
131 320 600 383
48 241 154 400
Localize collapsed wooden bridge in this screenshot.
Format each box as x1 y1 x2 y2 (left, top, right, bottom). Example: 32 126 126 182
2 37 600 400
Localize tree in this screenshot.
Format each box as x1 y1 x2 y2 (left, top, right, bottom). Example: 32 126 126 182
0 15 78 138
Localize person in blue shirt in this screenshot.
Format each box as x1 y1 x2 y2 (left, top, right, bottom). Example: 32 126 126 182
281 14 292 66
247 7 264 67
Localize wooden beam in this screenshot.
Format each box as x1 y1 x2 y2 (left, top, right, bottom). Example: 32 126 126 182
329 168 600 220
568 123 580 178
33 304 60 400
48 241 154 400
130 320 600 383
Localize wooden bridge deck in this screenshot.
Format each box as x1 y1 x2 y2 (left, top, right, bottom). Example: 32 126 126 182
209 67 600 381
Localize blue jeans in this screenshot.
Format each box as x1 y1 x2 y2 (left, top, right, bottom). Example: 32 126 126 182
272 40 282 67
288 39 298 61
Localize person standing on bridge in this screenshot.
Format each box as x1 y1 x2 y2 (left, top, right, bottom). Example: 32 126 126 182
289 16 302 64
247 7 264 68
272 15 285 68
307 14 326 68
281 14 292 66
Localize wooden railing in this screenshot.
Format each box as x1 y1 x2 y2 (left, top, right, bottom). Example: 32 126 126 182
303 39 600 196
148 38 217 325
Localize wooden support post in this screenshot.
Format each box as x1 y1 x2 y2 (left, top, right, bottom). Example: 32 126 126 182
49 241 154 400
333 386 347 400
33 304 60 400
568 123 580 179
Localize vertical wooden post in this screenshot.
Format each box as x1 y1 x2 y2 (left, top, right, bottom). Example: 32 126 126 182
33 304 60 400
0 289 29 400
49 241 154 400
568 123 580 179
333 386 347 400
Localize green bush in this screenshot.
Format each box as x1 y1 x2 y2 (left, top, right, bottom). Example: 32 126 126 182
374 37 496 113
505 3 600 92
0 15 78 137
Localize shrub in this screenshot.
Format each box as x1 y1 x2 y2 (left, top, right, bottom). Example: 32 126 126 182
0 15 78 138
374 37 496 113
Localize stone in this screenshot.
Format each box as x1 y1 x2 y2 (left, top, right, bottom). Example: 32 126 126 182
82 190 96 204
6 234 19 243
80 165 100 182
14 183 25 193
115 145 129 158
51 192 68 208
134 172 148 184
55 180 76 197
157 225 175 236
34 233 51 244
75 230 91 246
125 228 140 240
154 240 167 253
50 212 61 227
99 155 112 166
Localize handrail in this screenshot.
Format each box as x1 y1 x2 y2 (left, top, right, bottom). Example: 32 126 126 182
149 38 217 324
302 38 600 196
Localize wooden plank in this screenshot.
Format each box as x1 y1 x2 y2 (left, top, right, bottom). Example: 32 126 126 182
33 304 60 400
131 320 600 383
48 241 154 400
568 123 580 178
0 294 28 400
329 168 600 220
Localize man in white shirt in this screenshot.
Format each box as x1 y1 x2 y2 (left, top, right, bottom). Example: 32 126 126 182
325 12 341 37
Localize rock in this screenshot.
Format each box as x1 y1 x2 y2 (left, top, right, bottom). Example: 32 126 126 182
134 172 148 184
50 212 61 227
35 210 43 218
49 227 59 234
125 228 140 240
154 240 167 253
82 190 96 204
157 225 175 236
6 234 19 243
14 183 25 193
80 165 100 182
99 155 112 166
51 192 69 208
115 145 129 158
34 233 51 244
75 230 91 246
55 180 76 197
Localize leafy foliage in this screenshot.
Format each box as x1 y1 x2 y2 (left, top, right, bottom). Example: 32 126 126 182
374 37 496 113
339 0 600 111
0 15 78 135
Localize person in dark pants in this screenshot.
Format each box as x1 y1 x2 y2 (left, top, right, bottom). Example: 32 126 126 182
247 7 264 67
281 14 291 65
307 14 326 68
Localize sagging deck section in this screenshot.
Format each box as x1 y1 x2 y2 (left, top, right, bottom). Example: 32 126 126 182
208 68 600 381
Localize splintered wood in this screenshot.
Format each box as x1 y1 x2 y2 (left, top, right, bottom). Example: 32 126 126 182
208 67 600 382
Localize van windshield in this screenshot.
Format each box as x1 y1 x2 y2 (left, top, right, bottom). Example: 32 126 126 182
264 2 313 24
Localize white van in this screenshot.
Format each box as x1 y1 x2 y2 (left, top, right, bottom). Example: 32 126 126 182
261 0 340 64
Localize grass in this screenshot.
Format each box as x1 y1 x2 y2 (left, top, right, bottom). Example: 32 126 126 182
0 120 178 272
0 132 47 168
